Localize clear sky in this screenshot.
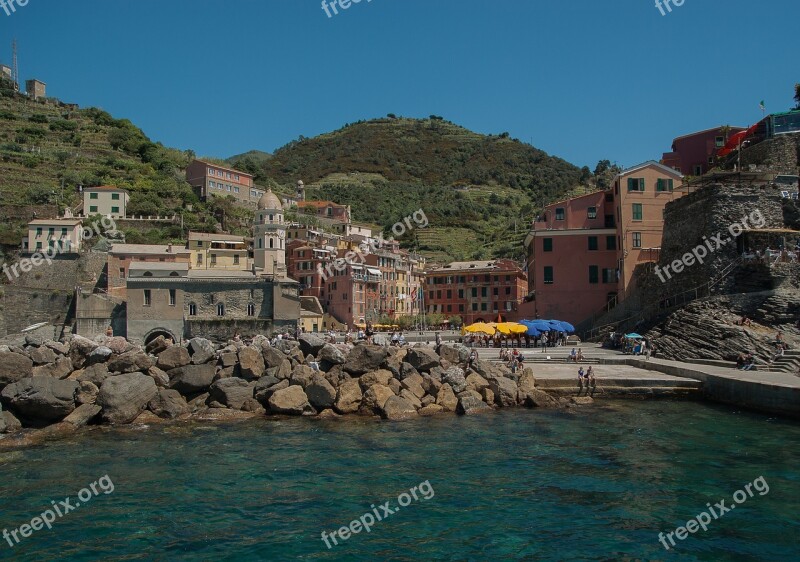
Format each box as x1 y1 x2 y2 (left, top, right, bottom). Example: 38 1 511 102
2 0 798 170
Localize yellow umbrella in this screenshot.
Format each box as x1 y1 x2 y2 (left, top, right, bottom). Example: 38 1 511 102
496 322 529 335
464 322 496 335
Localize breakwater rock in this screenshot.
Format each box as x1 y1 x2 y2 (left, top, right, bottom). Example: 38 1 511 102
0 333 573 440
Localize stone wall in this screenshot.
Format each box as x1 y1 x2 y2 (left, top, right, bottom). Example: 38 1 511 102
738 134 800 175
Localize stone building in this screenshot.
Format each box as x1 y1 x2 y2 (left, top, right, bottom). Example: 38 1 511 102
253 190 287 277
25 79 46 100
107 243 191 299
187 231 250 271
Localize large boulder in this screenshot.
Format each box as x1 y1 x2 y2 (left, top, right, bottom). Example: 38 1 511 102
76 363 109 386
0 352 33 386
188 338 216 365
490 377 519 407
399 389 423 409
359 369 394 391
268 359 292 381
108 351 153 374
32 356 73 379
262 346 287 369
342 346 389 376
466 373 491 393
106 337 130 355
289 365 316 389
524 389 561 409
147 366 170 388
304 375 337 410
442 367 467 394
404 347 440 372
298 333 327 357
209 379 255 410
76 381 99 405
517 369 537 396
418 403 444 417
68 335 99 369
318 344 346 365
401 375 426 399
381 395 418 421
157 347 191 371
268 386 316 416
62 404 101 427
254 379 288 406
168 364 216 395
97 372 158 424
421 374 442 397
29 346 58 365
457 394 491 415
1 376 78 423
0 410 22 433
438 343 469 365
333 379 363 414
145 335 171 355
435 383 458 412
238 347 265 380
361 384 394 413
87 346 113 365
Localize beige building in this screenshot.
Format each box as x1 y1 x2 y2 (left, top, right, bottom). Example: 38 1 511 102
300 296 324 333
187 232 250 271
254 190 287 277
83 186 130 218
107 243 191 298
26 79 46 100
24 218 83 254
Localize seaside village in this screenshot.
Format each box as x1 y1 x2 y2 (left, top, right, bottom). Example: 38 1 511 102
13 109 800 350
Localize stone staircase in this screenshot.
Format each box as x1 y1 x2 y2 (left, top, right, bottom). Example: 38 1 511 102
768 350 800 373
534 376 703 398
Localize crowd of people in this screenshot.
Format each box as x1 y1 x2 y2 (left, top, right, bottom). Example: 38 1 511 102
464 331 569 349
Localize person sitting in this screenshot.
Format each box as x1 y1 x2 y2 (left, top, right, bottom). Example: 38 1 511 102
577 367 585 393
398 332 406 346
587 366 596 393
391 332 400 346
576 348 584 362
739 316 752 326
742 353 756 371
568 348 577 362
467 349 478 371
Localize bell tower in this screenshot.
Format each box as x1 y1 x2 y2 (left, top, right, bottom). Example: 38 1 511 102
253 189 287 277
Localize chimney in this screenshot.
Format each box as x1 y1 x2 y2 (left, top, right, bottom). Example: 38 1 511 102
167 243 172 253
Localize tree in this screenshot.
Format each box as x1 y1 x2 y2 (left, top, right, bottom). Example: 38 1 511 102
448 315 463 328
795 83 800 109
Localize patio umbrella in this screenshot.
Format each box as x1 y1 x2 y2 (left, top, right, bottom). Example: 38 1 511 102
519 320 542 337
527 319 553 331
464 322 496 335
546 320 568 332
558 321 576 333
625 333 644 339
495 322 529 335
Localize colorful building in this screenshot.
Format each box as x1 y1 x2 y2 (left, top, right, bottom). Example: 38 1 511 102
187 232 250 271
661 126 745 176
186 159 264 205
107 243 191 298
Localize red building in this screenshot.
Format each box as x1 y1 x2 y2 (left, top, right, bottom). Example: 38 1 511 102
661 126 745 176
186 160 264 205
424 260 528 324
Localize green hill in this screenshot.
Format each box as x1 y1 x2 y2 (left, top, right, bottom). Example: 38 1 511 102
231 116 588 262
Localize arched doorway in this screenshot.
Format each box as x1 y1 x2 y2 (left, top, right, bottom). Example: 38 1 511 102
144 328 177 346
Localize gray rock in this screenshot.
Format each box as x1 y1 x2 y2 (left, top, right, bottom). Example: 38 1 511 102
381 395 418 421
290 365 315 389
399 362 420 381
318 343 346 365
343 345 389 376
76 380 99 405
268 386 316 416
371 334 389 347
442 367 467 394
77 363 110 386
147 366 170 387
457 394 491 415
404 347 440 372
45 341 69 355
29 346 58 365
157 346 191 371
168 364 216 395
238 347 265 380
188 338 216 364
63 404 101 427
97 372 158 424
148 389 190 418
24 334 43 347
490 377 518 407
298 333 327 357
209 378 254 410
32 356 73 379
108 351 153 374
1 376 78 423
68 335 99 369
254 379 289 405
435 383 458 412
438 343 469 365
334 379 363 414
87 346 113 365
305 375 337 410
0 352 33 386
262 346 287 369
145 335 170 355
0 410 22 433
219 352 238 368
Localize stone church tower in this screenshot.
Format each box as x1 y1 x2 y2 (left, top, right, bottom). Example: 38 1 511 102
253 189 287 277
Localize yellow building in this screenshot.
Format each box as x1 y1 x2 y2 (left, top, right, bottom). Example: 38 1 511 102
24 218 83 254
300 296 324 333
187 232 250 271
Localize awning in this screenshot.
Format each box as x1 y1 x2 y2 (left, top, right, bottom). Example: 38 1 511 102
366 268 381 276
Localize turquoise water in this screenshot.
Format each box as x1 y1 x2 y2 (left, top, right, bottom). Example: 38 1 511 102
0 401 798 561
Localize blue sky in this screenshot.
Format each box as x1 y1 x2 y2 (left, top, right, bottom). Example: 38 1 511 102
2 0 798 170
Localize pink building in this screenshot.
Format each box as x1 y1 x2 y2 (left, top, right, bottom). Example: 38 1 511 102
662 126 745 176
186 160 265 205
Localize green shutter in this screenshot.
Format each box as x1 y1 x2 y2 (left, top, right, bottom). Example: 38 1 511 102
668 179 674 191
627 178 634 191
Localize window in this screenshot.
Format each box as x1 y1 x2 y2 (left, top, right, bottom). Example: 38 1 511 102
627 178 645 192
189 303 197 316
119 267 125 279
208 167 214 175
606 236 616 251
480 303 487 311
505 287 511 295
715 136 725 148
543 266 554 285
234 187 239 193
112 193 120 201
210 254 217 265
543 238 553 252
602 268 616 284
210 181 216 188
247 303 255 317
459 304 465 313
217 170 223 177
632 232 642 248
143 290 151 307
233 255 240 265
48 228 55 236
693 165 703 176
588 236 598 251
587 206 597 219
605 214 615 228
589 266 599 284
90 206 98 213
493 287 499 296
36 227 42 237
471 288 478 298
217 303 225 316
481 287 487 297
36 242 42 250
656 179 674 192
472 303 478 312
111 207 119 214
196 254 203 265
458 289 464 299
446 290 452 299
632 203 643 221
89 193 98 200
555 208 565 220
169 289 176 307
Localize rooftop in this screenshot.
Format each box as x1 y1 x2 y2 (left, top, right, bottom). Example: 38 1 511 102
110 244 191 255
193 159 254 178
83 186 130 193
29 218 82 226
187 232 246 242
617 160 684 179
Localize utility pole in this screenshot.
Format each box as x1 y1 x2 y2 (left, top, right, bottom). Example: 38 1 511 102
11 39 19 92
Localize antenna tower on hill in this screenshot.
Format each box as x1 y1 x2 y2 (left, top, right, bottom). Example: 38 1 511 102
11 39 19 91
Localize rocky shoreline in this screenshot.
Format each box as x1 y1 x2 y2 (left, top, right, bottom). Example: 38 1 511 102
0 333 591 448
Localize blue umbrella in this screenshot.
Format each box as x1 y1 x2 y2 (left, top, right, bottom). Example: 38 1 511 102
546 320 568 332
625 333 644 339
518 321 541 337
526 319 552 331
558 321 576 333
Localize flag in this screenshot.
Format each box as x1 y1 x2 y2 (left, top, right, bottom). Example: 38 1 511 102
759 100 766 112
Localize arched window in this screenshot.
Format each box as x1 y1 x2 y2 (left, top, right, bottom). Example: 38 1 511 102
188 303 197 316
217 303 225 317
258 239 262 249
269 238 274 249
142 271 153 277
169 271 180 277
247 303 255 317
